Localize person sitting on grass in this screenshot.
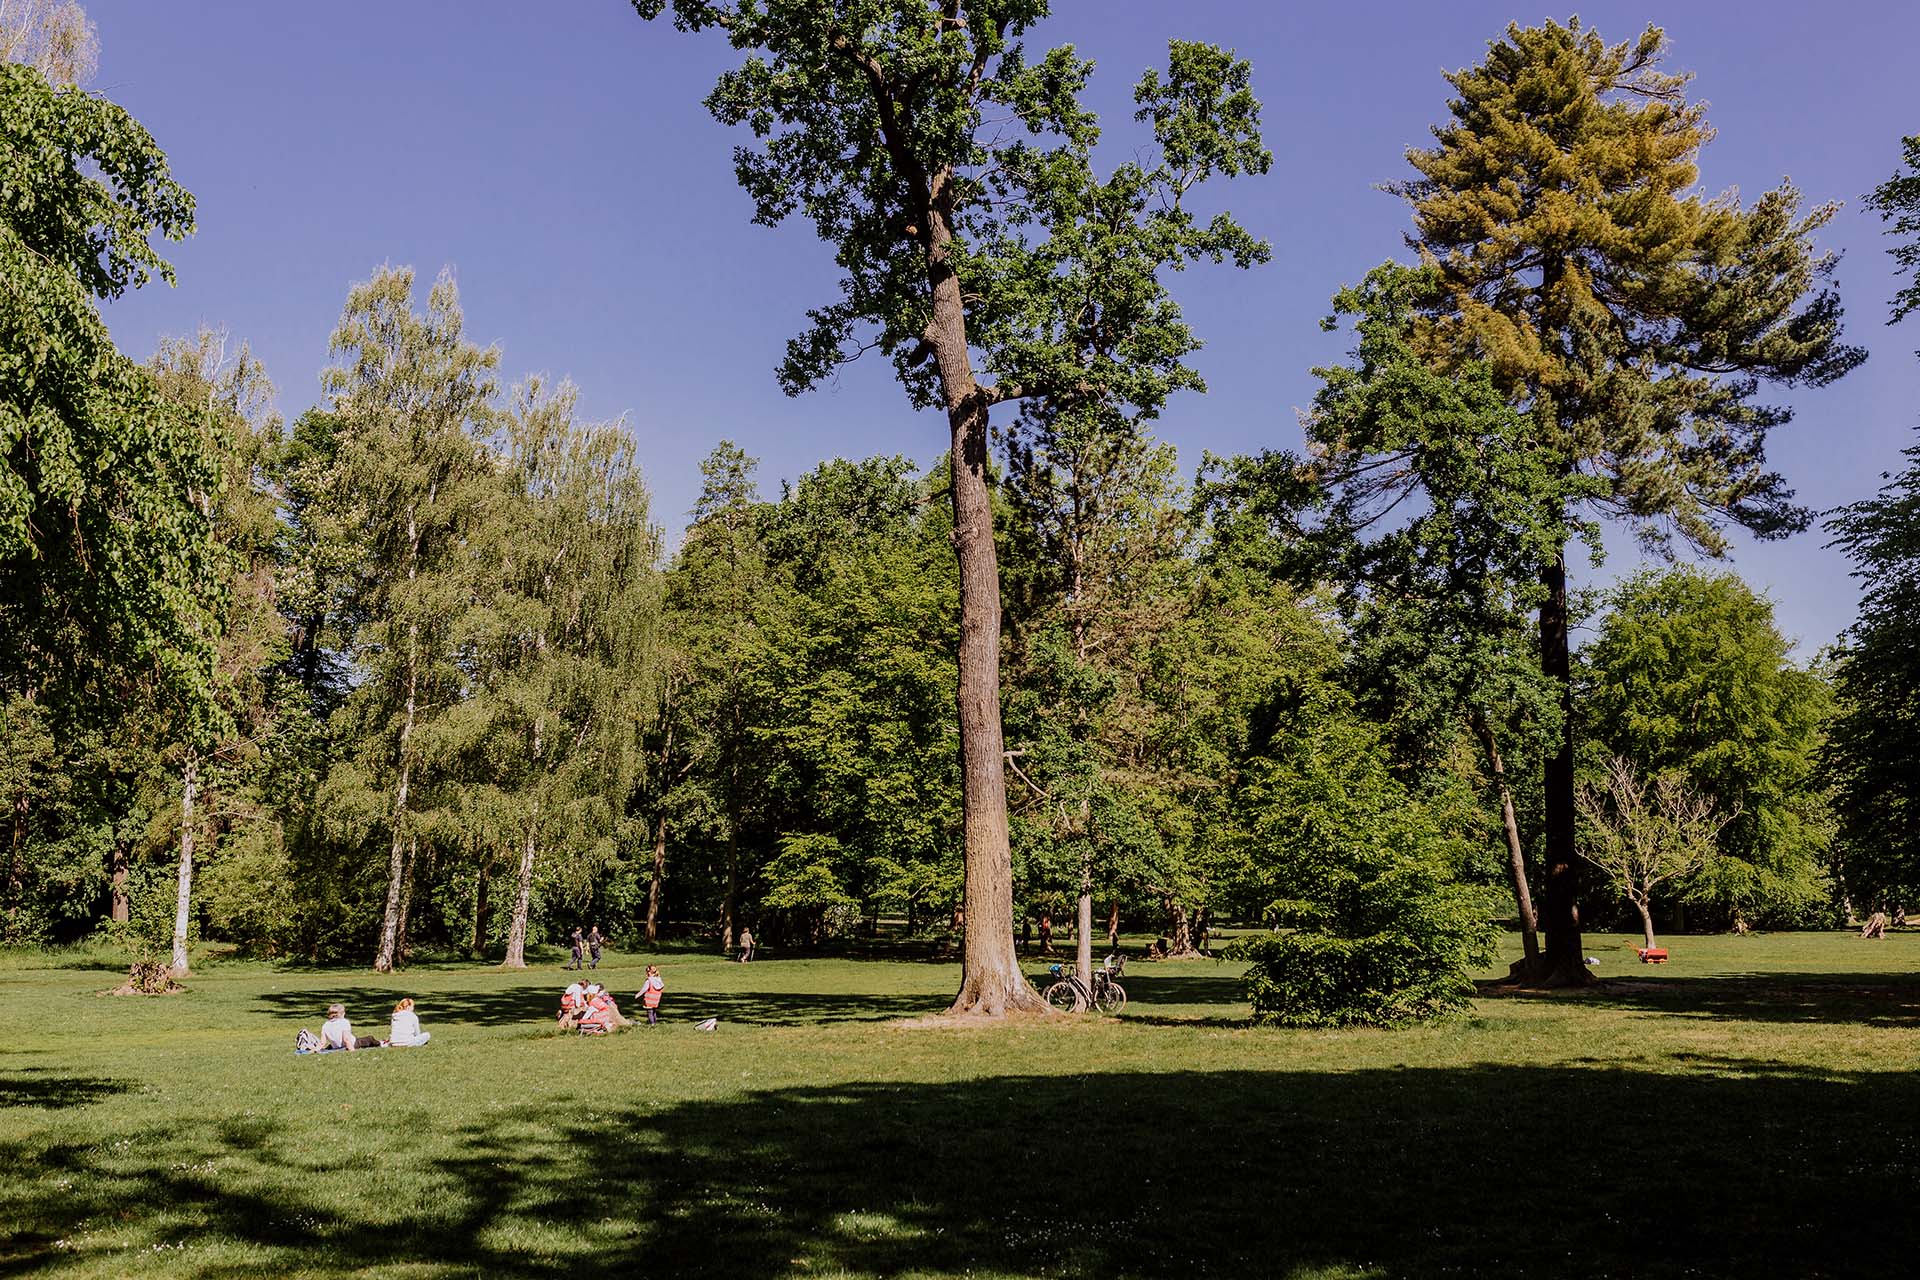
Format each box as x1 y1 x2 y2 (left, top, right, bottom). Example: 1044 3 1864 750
578 983 631 1033
638 965 665 1026
558 982 586 1030
317 1003 380 1052
388 997 431 1047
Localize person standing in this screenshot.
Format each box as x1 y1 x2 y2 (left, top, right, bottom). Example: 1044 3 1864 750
1038 913 1053 955
737 926 755 963
639 965 665 1026
587 924 604 970
568 927 585 970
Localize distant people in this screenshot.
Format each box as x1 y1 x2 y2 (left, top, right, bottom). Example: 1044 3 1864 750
1022 918 1032 951
1106 908 1120 955
737 927 755 963
1147 936 1168 961
388 997 431 1047
587 924 605 970
318 1002 379 1052
558 982 586 1030
639 964 665 1026
1038 914 1053 955
568 927 585 970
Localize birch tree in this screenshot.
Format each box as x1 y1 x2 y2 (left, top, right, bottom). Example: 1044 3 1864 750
323 267 498 973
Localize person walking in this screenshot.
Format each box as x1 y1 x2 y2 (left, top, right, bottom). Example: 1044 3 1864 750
737 926 755 963
639 965 665 1026
587 924 604 970
1038 913 1053 955
568 927 585 970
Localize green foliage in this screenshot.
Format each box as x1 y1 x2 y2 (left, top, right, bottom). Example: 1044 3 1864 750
1825 431 1920 904
1230 678 1495 1028
1583 567 1832 926
0 63 224 725
1866 135 1920 332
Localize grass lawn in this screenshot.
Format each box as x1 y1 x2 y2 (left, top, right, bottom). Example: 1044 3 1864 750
2 930 1916 1278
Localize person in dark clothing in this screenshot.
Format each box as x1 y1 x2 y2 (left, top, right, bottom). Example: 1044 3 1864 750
1038 914 1053 955
568 927 585 970
587 925 604 970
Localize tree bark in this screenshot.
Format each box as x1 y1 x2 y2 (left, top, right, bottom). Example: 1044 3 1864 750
1526 544 1590 985
1472 711 1538 963
1166 899 1199 957
170 756 198 976
393 834 417 965
502 799 540 968
1075 857 1094 989
1634 897 1657 951
109 836 130 924
373 610 420 973
646 812 667 944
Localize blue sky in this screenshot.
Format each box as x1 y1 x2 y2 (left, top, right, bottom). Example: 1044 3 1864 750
91 1 1919 654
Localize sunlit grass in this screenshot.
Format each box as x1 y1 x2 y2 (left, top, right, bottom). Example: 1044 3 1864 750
1 930 1915 1277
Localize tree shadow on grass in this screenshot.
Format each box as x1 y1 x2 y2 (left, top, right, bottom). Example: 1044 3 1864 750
0 1069 126 1109
1480 970 1920 1027
10 1060 1914 1278
252 983 947 1031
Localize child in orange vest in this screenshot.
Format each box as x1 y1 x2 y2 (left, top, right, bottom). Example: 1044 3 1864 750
639 965 665 1026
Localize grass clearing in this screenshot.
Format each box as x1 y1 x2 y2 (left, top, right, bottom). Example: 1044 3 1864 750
2 931 1916 1278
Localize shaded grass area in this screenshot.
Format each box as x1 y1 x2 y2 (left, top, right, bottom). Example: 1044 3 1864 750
0 932 1915 1278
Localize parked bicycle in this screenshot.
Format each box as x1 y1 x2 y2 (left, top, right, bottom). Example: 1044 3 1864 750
1040 958 1127 1013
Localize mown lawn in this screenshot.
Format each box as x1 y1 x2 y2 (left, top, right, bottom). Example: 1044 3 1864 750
1 930 1915 1278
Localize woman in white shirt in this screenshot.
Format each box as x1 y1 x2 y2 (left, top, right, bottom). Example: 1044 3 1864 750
388 997 431 1047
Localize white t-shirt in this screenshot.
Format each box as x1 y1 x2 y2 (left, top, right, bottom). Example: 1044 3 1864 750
318 1016 355 1049
389 1009 424 1045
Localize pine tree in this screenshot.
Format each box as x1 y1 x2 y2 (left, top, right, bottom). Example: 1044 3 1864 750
1393 19 1863 982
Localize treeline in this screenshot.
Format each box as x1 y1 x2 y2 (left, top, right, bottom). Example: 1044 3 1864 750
6 8 1920 1023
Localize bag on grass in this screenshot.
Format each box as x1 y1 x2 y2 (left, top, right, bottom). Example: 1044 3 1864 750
295 1028 321 1053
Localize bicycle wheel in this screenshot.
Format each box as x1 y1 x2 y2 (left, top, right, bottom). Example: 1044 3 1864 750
1044 980 1084 1012
1095 981 1126 1014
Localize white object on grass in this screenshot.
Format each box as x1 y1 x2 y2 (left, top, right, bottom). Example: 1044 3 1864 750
695 1017 718 1032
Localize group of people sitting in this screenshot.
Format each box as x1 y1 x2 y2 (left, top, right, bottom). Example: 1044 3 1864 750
299 998 432 1053
557 965 665 1034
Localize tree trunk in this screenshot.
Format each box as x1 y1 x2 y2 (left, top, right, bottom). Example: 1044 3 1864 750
1525 544 1590 986
502 799 540 968
6 791 24 945
721 822 738 955
393 834 417 965
646 812 667 944
1106 899 1120 953
1473 711 1539 963
470 856 491 957
109 836 130 924
170 756 198 976
1634 896 1657 951
1166 899 1199 957
373 615 420 973
1075 857 1094 989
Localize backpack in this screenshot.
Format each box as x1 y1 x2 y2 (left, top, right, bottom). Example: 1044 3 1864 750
295 1028 321 1053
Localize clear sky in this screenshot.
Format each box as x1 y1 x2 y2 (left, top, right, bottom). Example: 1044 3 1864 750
90 1 1919 655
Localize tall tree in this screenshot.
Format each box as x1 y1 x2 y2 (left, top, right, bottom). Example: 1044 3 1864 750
1824 151 1920 904
322 267 499 972
480 379 657 968
635 0 1269 1014
1393 19 1862 982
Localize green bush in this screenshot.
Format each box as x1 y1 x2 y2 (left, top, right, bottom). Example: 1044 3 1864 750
1230 701 1495 1027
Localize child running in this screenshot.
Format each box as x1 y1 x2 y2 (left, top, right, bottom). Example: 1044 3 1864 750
638 965 665 1026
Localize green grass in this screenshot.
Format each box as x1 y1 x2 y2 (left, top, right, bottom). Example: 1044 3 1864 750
2 931 1916 1278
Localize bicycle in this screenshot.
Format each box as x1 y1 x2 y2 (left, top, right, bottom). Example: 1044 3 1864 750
1040 961 1126 1014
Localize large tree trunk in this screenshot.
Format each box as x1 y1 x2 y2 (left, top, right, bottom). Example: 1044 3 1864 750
502 799 540 968
646 812 667 943
170 756 198 976
1166 898 1200 957
394 834 418 965
1525 545 1590 986
927 239 1045 1017
1634 897 1657 951
1473 711 1539 963
109 836 130 924
373 613 420 973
